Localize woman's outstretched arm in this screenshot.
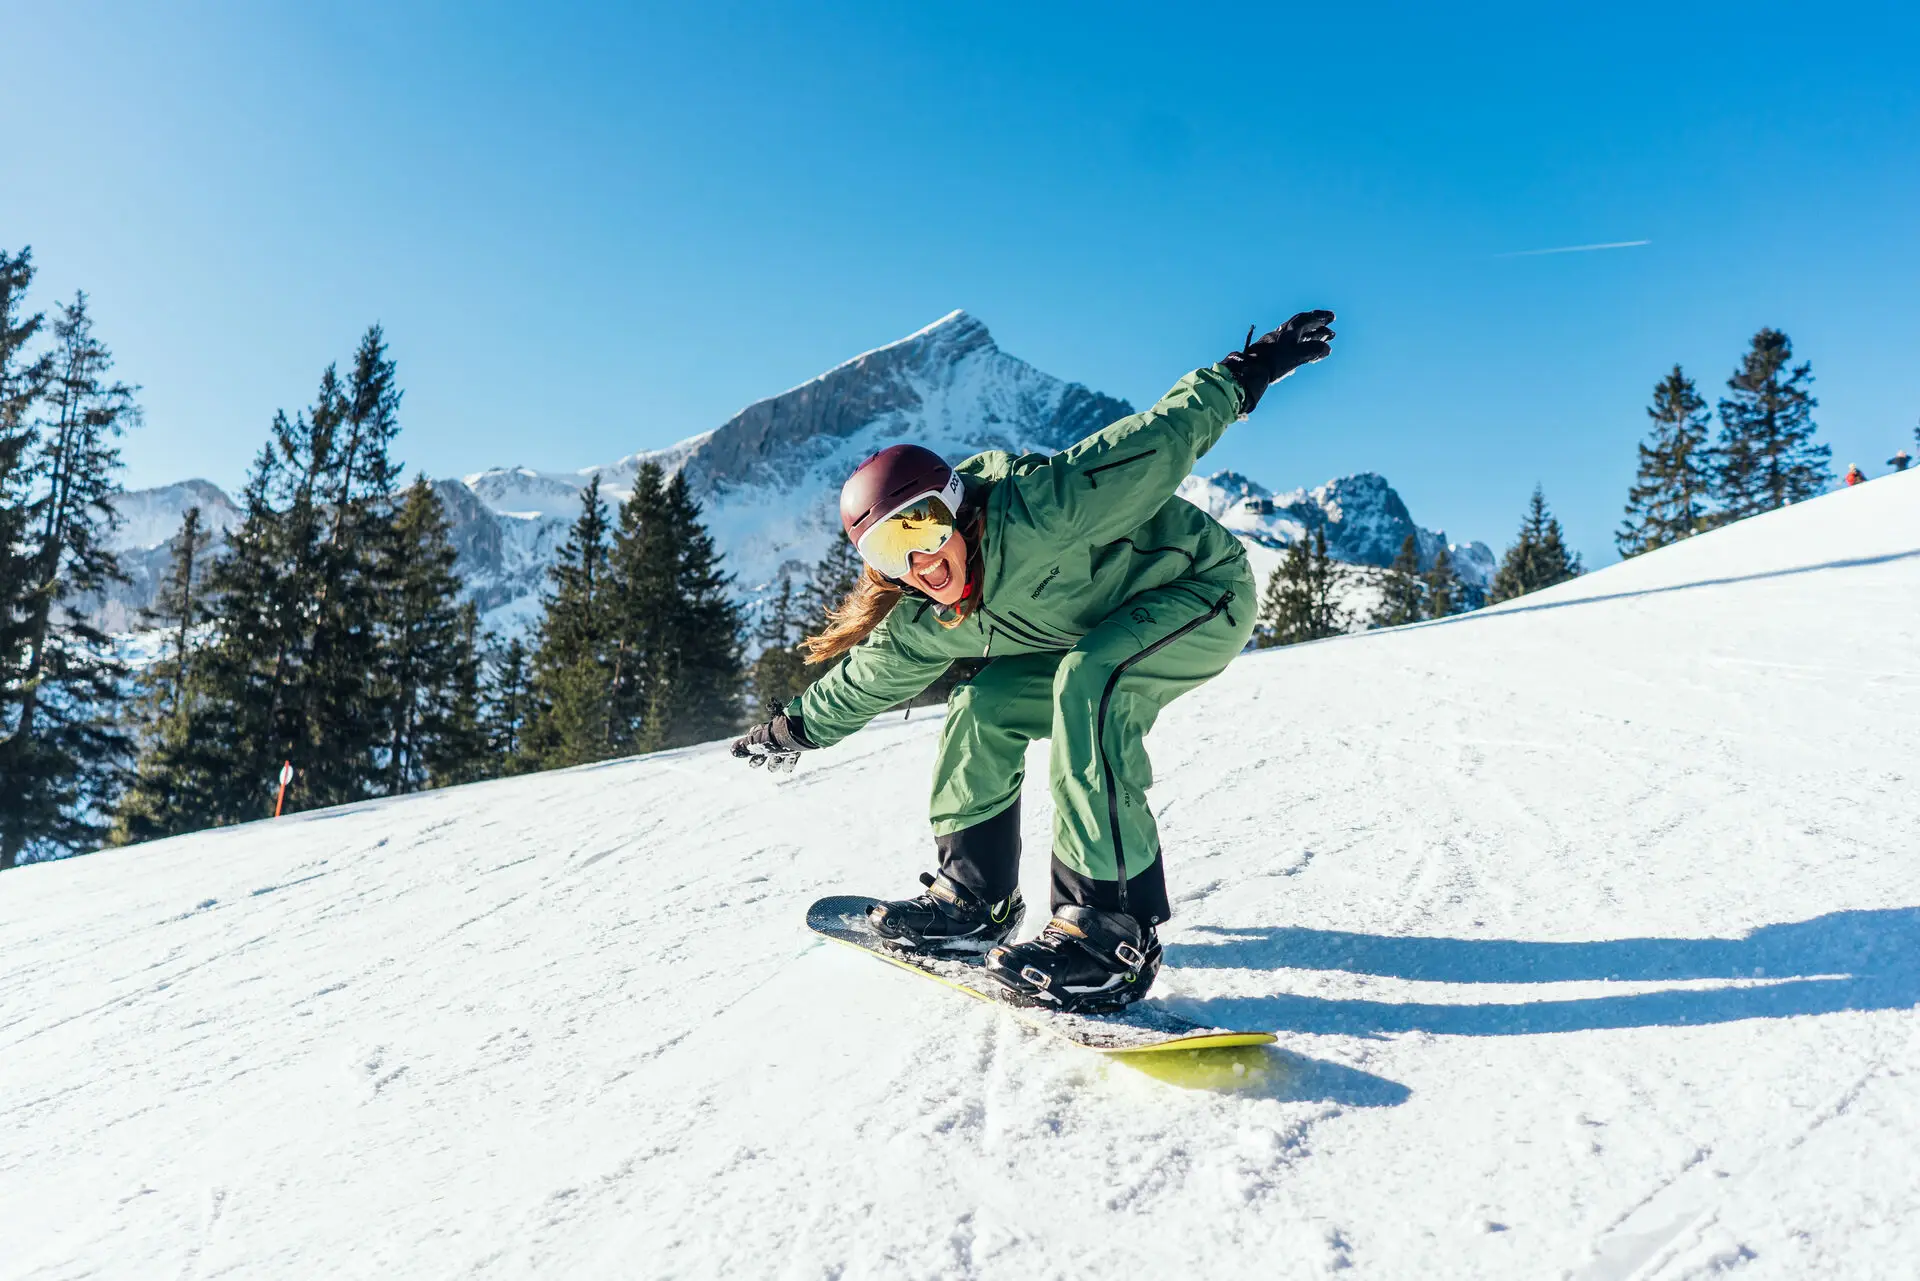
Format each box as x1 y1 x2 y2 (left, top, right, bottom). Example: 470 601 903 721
1004 312 1333 547
1006 365 1243 548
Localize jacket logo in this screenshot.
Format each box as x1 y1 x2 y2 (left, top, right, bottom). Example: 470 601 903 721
1130 606 1155 626
1030 566 1061 599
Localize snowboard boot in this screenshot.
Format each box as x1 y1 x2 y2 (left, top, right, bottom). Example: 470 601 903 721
983 905 1162 1013
868 872 1025 958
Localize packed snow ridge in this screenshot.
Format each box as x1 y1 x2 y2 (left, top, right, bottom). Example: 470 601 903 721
98 312 1490 635
11 468 1919 1278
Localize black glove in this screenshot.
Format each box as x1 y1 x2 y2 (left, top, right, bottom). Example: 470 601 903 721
1222 310 1336 415
730 705 816 773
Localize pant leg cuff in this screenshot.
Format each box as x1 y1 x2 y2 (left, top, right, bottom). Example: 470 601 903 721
1049 853 1171 927
935 798 1022 902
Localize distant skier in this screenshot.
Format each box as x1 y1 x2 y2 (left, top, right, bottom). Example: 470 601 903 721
731 312 1336 1011
1845 464 1867 486
1890 450 1911 473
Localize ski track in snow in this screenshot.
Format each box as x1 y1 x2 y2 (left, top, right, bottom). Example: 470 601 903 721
5 470 1920 1278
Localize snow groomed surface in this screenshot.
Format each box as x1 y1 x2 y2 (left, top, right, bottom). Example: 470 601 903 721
5 469 1919 1278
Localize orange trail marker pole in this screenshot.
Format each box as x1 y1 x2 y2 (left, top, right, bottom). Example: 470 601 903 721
274 761 294 817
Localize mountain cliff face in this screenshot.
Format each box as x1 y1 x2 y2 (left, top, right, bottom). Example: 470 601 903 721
454 310 1137 625
1180 470 1495 588
102 312 1486 635
88 480 243 632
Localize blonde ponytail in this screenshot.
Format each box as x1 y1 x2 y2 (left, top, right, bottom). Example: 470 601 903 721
801 568 904 664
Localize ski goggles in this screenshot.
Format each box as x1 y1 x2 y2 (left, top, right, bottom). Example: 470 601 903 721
854 491 961 579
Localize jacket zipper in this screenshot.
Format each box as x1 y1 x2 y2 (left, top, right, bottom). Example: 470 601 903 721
1083 450 1156 489
1096 589 1236 913
1170 581 1236 628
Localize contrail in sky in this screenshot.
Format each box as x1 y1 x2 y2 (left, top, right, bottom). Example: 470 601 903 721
1497 239 1651 258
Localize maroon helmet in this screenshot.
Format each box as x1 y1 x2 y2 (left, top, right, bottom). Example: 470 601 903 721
840 445 966 578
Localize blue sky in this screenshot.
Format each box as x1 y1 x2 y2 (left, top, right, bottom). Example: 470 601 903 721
5 1 1916 563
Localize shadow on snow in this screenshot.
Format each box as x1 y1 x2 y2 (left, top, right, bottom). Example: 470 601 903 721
1163 907 1920 1039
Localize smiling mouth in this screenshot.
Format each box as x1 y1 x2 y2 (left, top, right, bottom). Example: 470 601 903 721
919 557 952 591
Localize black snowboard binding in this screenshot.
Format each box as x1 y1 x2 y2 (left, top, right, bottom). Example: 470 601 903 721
983 905 1162 1014
868 872 1025 958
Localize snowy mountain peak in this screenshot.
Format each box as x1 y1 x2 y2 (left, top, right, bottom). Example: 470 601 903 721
794 308 992 391
673 309 1122 503
83 480 247 632
104 478 242 553
452 313 1139 614
1179 469 1495 588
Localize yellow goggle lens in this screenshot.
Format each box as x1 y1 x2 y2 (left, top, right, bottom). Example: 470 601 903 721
856 496 958 578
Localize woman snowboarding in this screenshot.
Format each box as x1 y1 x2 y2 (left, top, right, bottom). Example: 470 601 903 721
732 311 1337 1012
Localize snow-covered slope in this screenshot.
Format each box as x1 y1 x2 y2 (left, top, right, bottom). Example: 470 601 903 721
98 313 1480 635
9 470 1918 1278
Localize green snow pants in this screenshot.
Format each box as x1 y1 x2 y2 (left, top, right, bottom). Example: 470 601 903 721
927 562 1256 925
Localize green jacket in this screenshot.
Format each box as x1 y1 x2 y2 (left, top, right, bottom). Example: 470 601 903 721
791 363 1251 747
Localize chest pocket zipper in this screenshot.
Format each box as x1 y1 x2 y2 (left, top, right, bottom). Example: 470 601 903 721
1084 450 1156 489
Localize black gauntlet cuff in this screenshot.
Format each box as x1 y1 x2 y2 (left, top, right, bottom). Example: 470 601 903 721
769 711 816 752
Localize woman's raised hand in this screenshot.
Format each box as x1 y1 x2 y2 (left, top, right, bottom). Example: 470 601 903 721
1222 310 1337 414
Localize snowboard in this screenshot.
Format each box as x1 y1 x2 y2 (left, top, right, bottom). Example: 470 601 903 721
806 894 1277 1058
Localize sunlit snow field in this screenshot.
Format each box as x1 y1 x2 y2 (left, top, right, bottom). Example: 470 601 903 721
6 470 1918 1279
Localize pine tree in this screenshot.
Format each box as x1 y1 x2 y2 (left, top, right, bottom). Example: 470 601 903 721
1489 486 1583 604
1370 534 1425 628
749 574 809 710
1305 528 1347 641
0 293 138 868
0 248 51 769
1259 526 1346 647
303 333 403 807
0 432 34 765
123 326 405 835
481 634 532 766
521 477 615 768
332 327 404 528
118 450 279 836
798 536 863 637
1710 328 1828 522
378 477 480 794
607 462 675 751
168 444 303 826
425 604 488 788
1424 544 1460 619
590 463 746 754
1257 539 1307 648
791 534 865 691
112 510 223 843
145 506 210 715
642 471 744 748
1618 365 1713 557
